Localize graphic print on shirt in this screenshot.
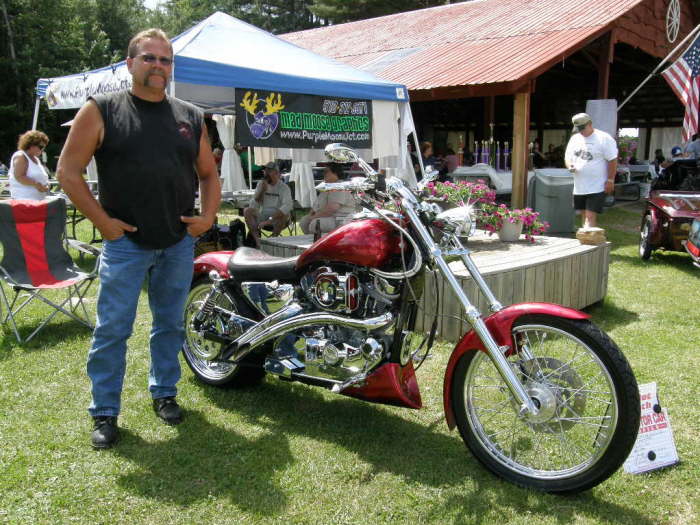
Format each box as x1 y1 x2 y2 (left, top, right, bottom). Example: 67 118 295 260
177 122 194 140
573 148 594 162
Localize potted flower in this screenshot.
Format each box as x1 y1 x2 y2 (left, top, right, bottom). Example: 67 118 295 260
480 204 550 242
425 180 496 208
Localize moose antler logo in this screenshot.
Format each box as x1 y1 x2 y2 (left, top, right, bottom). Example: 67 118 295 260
240 91 285 140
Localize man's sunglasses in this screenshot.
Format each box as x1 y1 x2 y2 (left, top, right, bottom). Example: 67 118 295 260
135 53 173 66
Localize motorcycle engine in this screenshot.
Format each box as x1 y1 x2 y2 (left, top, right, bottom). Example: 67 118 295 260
268 266 403 384
300 265 399 317
301 266 361 313
275 325 387 385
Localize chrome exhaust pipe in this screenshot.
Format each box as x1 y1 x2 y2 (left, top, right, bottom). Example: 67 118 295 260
219 303 393 362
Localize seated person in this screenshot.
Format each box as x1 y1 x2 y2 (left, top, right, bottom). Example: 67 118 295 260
684 134 700 159
236 143 263 179
243 161 293 248
653 148 665 174
443 148 459 173
655 148 696 190
659 146 685 170
299 163 357 235
212 147 223 172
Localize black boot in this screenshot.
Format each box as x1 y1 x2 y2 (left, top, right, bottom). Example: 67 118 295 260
153 397 183 425
91 416 119 449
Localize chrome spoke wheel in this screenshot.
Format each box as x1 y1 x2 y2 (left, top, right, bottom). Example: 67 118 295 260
465 326 617 478
182 280 239 383
452 315 639 493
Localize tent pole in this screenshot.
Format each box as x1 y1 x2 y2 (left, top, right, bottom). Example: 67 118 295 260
405 103 424 179
31 96 40 130
247 147 252 188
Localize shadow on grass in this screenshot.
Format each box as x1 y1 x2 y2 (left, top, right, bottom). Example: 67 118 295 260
611 250 699 278
584 297 639 332
0 317 92 357
180 378 655 523
112 410 292 517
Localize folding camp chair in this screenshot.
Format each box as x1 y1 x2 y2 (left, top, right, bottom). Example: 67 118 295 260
259 211 298 237
0 197 100 343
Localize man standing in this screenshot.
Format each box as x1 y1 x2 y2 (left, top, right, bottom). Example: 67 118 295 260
57 29 220 448
564 113 618 228
243 161 292 247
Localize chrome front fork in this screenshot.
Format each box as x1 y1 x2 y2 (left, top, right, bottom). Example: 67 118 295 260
403 205 540 417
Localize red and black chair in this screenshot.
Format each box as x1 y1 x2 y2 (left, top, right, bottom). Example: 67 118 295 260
0 197 100 343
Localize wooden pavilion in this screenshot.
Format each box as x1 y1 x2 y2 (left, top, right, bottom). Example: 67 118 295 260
283 0 699 207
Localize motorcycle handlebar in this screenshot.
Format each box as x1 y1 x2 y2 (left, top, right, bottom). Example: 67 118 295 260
315 179 376 193
316 175 412 200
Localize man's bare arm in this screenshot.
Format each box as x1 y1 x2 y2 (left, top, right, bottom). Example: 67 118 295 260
56 100 136 240
181 125 221 236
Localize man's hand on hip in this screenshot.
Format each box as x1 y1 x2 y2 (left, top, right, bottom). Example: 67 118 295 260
181 215 214 237
99 218 137 241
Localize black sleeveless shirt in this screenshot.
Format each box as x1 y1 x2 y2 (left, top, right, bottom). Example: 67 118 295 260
90 91 202 248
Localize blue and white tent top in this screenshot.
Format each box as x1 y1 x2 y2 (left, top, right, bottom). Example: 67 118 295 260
36 11 408 110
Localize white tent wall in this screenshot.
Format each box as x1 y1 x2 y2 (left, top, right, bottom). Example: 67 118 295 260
647 127 684 160
212 114 246 191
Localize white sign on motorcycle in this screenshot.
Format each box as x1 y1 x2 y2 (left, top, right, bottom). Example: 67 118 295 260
623 382 679 474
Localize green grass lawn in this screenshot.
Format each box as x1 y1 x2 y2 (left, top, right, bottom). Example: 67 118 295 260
0 203 698 524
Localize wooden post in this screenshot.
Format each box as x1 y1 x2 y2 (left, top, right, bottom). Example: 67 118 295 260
597 32 613 99
644 126 653 160
511 89 531 209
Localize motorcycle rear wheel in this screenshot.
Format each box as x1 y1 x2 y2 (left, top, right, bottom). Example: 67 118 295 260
451 315 640 493
182 277 265 387
639 215 653 260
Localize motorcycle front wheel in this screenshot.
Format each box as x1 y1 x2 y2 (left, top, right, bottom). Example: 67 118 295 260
182 277 265 387
451 314 640 493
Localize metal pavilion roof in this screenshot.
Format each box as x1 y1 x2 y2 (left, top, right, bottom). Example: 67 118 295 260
282 0 647 98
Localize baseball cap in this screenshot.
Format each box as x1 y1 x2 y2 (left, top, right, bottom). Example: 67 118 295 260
671 146 683 156
571 113 592 133
263 161 279 170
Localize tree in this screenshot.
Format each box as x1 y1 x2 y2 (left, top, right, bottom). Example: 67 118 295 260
309 0 453 24
0 0 118 163
95 0 149 61
156 0 321 35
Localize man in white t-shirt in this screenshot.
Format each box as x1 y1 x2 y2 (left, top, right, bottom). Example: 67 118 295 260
684 134 700 159
243 161 293 248
564 113 618 228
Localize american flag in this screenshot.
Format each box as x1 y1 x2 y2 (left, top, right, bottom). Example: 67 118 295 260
662 34 700 142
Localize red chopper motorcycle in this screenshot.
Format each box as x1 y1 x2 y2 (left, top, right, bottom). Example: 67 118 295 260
183 144 640 493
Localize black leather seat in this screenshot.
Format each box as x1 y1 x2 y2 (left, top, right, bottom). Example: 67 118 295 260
227 247 299 282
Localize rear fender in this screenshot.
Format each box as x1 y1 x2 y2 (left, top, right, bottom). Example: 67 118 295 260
442 302 589 429
193 251 234 280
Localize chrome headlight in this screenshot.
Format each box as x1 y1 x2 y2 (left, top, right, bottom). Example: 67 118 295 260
433 205 477 238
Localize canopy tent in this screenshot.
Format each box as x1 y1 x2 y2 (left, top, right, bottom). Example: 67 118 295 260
34 11 418 197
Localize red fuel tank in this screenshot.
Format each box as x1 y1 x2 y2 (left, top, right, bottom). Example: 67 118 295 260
296 219 403 270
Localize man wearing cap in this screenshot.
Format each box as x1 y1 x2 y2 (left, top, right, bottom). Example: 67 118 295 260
243 161 293 247
564 113 618 228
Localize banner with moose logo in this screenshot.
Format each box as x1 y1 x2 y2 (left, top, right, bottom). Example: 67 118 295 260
234 89 372 149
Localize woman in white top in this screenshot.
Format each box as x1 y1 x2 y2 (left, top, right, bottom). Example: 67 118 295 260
300 163 357 235
8 130 50 200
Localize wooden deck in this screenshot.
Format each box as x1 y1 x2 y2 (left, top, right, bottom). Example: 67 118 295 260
260 231 611 342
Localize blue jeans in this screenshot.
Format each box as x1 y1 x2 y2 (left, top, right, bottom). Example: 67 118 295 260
87 233 195 417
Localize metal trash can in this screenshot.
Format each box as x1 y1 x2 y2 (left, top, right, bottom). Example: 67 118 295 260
528 169 575 233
